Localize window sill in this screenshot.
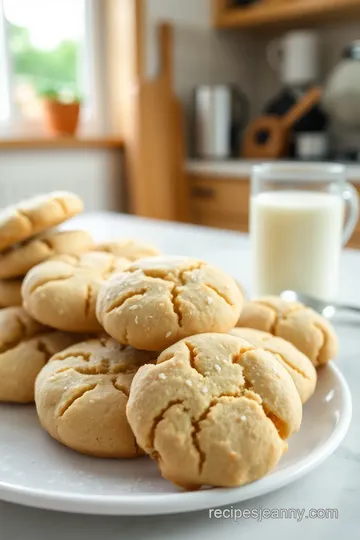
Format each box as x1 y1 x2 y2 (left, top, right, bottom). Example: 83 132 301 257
0 136 124 150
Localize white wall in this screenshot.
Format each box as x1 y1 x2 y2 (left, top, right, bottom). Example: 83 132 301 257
0 149 124 212
145 0 210 79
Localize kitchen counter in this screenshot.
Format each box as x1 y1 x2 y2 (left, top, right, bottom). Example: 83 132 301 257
1 212 359 540
187 160 360 182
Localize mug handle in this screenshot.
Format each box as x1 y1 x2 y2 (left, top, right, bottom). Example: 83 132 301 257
342 182 359 245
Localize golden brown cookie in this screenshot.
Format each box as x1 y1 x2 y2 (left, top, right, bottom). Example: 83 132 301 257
0 306 83 402
22 252 130 332
35 337 158 458
230 328 317 403
0 230 94 279
94 239 160 261
126 333 302 489
0 278 22 307
0 191 83 251
236 296 338 367
97 256 243 351
0 307 82 403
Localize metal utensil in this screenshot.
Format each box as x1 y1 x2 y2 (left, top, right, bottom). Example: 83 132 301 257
280 290 360 319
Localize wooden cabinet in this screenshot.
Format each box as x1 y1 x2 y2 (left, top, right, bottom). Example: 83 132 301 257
188 173 360 249
213 0 360 29
189 174 250 232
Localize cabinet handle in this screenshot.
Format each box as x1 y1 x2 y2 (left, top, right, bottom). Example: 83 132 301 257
191 186 216 198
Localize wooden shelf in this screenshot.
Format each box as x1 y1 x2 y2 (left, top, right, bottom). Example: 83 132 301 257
213 0 360 29
0 137 124 150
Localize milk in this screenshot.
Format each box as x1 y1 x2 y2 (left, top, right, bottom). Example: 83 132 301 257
251 190 344 300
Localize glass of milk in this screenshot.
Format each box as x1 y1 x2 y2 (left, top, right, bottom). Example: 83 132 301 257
251 163 359 301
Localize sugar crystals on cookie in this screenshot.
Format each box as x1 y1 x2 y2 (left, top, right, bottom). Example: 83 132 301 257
96 256 244 351
126 333 302 489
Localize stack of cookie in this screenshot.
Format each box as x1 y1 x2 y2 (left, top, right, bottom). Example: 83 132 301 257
0 192 91 307
0 191 339 492
0 193 163 408
0 192 93 402
34 255 325 490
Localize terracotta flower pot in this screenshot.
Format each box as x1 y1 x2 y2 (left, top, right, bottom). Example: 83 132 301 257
42 100 80 136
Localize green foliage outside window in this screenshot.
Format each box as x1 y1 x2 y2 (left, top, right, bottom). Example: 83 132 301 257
9 23 79 96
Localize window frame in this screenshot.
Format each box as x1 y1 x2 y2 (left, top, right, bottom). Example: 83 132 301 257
0 0 104 136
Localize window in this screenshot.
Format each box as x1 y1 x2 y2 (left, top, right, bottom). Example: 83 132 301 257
0 0 103 135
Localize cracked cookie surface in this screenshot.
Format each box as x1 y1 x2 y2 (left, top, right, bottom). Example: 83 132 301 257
35 337 158 458
0 230 94 279
0 278 22 307
96 256 243 351
22 252 130 332
126 333 302 489
230 328 317 403
0 191 83 251
94 239 160 261
236 296 338 367
0 306 81 403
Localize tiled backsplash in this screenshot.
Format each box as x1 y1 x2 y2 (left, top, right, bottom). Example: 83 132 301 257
172 25 256 154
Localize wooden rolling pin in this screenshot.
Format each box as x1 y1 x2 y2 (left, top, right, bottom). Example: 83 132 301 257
242 87 322 159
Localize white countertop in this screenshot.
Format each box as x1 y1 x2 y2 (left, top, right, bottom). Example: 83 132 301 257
1 212 360 540
187 160 360 182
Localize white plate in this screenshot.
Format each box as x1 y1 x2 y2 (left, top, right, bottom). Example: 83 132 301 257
0 362 352 516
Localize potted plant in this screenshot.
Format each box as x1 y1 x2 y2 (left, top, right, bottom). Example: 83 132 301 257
39 87 82 137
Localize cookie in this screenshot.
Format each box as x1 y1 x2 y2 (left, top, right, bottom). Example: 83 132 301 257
22 252 130 332
0 191 83 251
95 239 160 261
236 296 338 367
0 279 22 307
0 230 94 279
126 333 302 489
97 256 243 351
35 337 158 458
230 328 317 403
0 306 82 402
0 317 83 404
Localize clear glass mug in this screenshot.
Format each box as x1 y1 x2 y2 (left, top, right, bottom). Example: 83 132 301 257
251 163 359 301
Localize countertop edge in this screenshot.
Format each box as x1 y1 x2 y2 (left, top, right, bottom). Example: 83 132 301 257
186 160 360 183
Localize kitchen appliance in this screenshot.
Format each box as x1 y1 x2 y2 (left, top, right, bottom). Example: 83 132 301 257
323 41 360 128
192 84 248 159
267 30 319 86
263 29 327 158
242 87 322 158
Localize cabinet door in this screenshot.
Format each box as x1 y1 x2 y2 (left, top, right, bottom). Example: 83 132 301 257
189 174 250 232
